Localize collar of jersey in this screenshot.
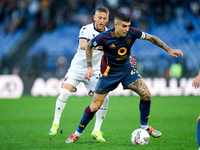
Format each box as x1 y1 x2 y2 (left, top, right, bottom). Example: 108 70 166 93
93 22 106 33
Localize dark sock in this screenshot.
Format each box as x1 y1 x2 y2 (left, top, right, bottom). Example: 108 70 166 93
139 99 151 125
77 106 95 133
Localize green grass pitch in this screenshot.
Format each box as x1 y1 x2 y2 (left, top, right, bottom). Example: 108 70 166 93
0 95 199 150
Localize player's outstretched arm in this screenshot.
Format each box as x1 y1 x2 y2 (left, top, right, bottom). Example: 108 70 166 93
84 41 94 82
192 72 200 89
145 33 183 58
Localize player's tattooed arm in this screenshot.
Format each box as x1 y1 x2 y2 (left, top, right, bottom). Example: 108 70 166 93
145 33 183 58
145 33 171 52
127 78 151 100
86 41 93 67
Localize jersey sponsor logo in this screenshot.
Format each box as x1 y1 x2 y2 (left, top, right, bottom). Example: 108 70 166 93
110 44 116 48
118 47 127 55
116 54 127 60
127 39 131 44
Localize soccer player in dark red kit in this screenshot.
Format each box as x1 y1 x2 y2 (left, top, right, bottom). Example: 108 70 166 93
65 12 183 143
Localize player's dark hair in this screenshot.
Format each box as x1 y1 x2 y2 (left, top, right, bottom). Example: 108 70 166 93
95 6 109 15
114 13 131 22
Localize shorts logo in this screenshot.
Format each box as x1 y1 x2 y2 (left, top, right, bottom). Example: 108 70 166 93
127 39 131 44
98 87 102 92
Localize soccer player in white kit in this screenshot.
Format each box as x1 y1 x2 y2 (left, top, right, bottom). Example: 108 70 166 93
49 6 110 143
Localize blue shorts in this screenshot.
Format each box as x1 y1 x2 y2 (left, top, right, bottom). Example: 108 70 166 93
94 66 141 94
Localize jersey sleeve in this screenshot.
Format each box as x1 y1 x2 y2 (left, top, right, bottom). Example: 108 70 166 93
90 33 105 47
129 27 146 39
78 26 88 40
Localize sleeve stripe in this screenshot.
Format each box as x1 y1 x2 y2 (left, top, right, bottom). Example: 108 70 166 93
79 37 88 40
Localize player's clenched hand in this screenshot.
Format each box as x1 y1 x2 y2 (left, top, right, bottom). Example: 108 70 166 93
168 49 183 58
84 67 93 82
131 54 136 66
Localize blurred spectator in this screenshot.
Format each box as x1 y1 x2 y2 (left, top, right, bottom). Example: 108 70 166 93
186 19 194 32
36 0 54 30
27 0 39 24
169 63 183 79
12 67 19 75
2 0 27 33
0 0 199 33
189 0 200 16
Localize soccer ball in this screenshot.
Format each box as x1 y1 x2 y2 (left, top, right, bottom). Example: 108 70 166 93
131 129 150 145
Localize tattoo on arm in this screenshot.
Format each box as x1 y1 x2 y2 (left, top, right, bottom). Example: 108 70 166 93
86 41 93 67
93 96 103 103
150 35 171 52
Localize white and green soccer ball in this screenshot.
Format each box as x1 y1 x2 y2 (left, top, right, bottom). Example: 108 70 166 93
131 129 150 145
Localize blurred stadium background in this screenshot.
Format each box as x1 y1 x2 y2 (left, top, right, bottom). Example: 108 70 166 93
0 0 200 98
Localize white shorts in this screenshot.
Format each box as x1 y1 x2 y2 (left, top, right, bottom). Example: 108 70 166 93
63 69 100 93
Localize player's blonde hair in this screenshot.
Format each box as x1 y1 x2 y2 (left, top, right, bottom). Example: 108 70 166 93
95 6 109 16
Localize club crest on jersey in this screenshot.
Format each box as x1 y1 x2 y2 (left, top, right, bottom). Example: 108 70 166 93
127 39 131 44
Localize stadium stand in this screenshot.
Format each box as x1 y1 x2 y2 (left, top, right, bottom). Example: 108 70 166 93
0 24 26 61
0 0 199 78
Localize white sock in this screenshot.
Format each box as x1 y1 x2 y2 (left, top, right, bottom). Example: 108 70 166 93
52 88 70 125
140 125 148 130
92 95 109 132
75 130 82 137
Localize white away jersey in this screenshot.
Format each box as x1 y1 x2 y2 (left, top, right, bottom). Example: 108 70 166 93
68 23 107 73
